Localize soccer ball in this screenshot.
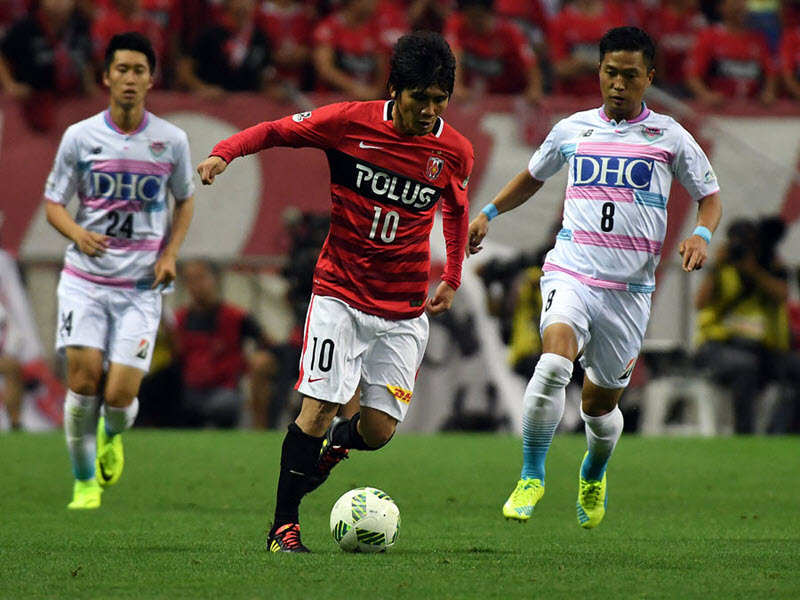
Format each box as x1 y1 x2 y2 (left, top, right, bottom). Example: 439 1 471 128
330 487 400 553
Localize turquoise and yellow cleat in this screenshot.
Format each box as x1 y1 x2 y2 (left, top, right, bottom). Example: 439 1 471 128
577 463 608 529
95 416 124 488
67 478 102 510
502 478 545 522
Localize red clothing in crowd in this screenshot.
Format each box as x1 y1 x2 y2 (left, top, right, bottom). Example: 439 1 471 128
444 14 535 94
175 302 264 390
649 3 707 89
210 100 473 320
258 0 315 88
780 27 800 80
91 5 167 79
312 12 387 90
686 24 775 99
548 2 623 95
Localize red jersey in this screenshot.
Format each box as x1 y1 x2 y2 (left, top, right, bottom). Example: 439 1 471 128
649 5 707 87
312 13 386 89
444 14 535 94
686 24 775 99
780 27 800 80
258 1 315 88
91 7 167 79
211 100 474 320
548 3 623 95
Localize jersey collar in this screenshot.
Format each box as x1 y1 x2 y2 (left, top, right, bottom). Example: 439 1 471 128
597 102 651 126
104 109 150 135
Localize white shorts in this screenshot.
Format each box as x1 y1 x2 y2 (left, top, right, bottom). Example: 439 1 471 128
539 271 651 389
295 294 429 422
55 271 162 371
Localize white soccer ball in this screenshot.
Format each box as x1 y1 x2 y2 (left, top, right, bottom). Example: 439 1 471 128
330 487 400 553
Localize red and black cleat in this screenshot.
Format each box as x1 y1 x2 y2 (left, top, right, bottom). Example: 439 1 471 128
267 523 310 553
305 417 350 495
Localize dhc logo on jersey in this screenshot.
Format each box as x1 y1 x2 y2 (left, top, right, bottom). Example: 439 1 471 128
90 171 164 202
573 155 654 190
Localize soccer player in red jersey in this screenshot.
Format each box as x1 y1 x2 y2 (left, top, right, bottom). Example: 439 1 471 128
197 30 474 553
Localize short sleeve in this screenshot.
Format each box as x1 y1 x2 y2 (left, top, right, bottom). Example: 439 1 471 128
672 126 720 201
44 125 80 206
527 119 569 182
169 130 196 201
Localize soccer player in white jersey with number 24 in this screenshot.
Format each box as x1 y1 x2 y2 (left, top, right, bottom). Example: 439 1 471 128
44 32 195 509
467 27 722 529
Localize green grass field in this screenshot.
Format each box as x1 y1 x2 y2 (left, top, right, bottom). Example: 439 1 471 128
1 431 798 599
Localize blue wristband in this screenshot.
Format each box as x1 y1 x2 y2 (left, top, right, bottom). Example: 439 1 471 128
481 204 499 221
693 225 712 244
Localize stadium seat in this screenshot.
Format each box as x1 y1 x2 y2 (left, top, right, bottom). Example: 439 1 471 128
640 374 732 436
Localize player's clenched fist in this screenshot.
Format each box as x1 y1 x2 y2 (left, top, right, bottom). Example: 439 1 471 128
197 156 228 185
466 213 489 257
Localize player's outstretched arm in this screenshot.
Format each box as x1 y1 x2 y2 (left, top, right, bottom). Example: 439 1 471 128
679 192 722 272
426 282 456 316
466 169 543 256
196 156 228 185
45 201 110 257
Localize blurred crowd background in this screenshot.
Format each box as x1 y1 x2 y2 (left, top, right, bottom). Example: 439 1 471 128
1 0 800 436
4 0 800 131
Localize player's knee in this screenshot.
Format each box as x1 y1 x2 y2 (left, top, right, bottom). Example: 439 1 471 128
533 352 573 388
359 419 396 449
67 367 102 396
103 388 137 408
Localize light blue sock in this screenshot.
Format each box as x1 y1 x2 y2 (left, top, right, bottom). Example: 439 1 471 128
520 353 573 482
64 390 98 481
580 407 624 481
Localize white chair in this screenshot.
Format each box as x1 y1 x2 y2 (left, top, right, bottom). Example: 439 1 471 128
640 374 732 436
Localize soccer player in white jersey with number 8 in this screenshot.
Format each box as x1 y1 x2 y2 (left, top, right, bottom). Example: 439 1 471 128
467 27 722 528
44 32 195 509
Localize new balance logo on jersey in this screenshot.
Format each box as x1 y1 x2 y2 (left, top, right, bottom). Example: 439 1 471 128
573 155 654 190
329 150 442 211
91 171 165 202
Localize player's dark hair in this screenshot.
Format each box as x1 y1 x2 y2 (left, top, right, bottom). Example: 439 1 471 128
599 26 656 70
388 31 456 97
103 32 157 74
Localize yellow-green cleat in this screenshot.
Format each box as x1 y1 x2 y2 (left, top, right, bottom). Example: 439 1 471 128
67 479 102 510
96 416 124 488
577 466 608 529
502 478 544 522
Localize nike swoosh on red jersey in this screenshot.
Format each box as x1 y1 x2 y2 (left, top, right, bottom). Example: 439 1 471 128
308 377 327 383
359 141 383 150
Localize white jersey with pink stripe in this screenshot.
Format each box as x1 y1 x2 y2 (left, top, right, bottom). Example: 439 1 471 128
528 104 719 293
44 110 195 288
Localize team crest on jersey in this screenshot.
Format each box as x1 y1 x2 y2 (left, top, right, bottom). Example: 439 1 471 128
640 126 664 141
426 156 444 181
136 339 150 359
387 384 412 404
149 141 167 157
619 357 637 380
292 111 312 122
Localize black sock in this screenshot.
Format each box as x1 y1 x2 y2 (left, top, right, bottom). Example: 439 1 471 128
272 423 324 529
331 413 393 451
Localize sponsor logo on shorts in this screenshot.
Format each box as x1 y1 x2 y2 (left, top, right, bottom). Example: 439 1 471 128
619 357 636 380
387 384 412 404
136 339 149 359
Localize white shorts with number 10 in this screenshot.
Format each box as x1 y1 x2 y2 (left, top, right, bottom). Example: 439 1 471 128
295 294 429 422
539 271 651 389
